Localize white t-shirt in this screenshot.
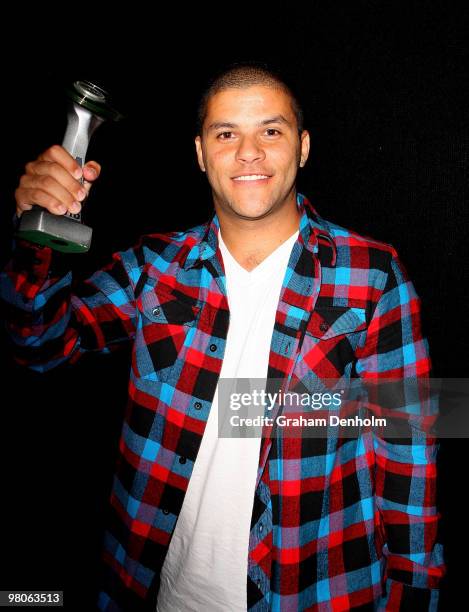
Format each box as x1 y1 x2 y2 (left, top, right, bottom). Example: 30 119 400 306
156 229 299 612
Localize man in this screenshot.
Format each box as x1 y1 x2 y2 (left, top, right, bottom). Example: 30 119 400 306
2 63 444 610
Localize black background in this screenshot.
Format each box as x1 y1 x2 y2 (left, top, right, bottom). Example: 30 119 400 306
1 3 467 610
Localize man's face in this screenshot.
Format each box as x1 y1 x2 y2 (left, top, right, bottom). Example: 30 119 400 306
195 84 310 221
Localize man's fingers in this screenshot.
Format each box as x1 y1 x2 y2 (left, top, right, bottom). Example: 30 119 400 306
83 162 101 182
37 144 83 179
15 186 69 217
15 146 101 217
26 161 86 203
15 198 32 217
82 162 102 195
19 173 83 213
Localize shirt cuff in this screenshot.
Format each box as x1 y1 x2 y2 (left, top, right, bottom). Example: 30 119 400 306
377 578 439 611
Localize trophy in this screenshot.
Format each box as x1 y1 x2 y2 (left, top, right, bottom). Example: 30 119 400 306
16 80 123 253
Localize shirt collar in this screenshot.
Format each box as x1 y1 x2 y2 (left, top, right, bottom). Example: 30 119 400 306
183 192 336 270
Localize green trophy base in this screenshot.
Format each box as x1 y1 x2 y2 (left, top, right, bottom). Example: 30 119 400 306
16 208 92 253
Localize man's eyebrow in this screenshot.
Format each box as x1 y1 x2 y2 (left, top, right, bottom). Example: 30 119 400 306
207 114 291 132
207 121 237 131
260 114 291 126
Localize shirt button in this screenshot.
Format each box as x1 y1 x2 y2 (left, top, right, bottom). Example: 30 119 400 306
257 579 261 588
179 456 187 464
194 401 202 410
258 523 263 533
162 508 169 515
152 306 161 317
319 321 329 332
209 343 217 352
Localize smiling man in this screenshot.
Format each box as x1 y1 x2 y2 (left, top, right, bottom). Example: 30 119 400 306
194 81 307 274
1 62 444 611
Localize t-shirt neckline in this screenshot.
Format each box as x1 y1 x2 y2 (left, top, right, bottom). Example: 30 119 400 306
218 228 299 285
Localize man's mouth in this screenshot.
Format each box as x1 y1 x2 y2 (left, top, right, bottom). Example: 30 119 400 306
232 174 272 182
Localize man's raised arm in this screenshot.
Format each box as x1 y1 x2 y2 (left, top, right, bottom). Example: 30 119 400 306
1 145 138 371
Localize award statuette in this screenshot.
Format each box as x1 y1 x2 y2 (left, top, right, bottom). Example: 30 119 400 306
16 80 123 253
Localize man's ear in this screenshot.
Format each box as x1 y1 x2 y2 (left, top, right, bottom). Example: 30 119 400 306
195 135 206 172
299 130 310 168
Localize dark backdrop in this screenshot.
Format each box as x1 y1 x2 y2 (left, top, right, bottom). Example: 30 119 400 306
1 3 467 610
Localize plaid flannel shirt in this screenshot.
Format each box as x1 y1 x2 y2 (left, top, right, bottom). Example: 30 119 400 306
1 193 444 611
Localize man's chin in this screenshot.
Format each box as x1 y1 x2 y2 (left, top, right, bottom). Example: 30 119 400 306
225 194 275 219
230 204 275 221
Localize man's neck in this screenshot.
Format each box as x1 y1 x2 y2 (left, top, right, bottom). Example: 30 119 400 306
217 197 301 272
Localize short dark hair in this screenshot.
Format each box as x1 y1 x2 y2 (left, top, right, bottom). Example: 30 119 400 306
196 61 304 136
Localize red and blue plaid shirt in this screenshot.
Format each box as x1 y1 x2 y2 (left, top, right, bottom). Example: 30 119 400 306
1 193 444 611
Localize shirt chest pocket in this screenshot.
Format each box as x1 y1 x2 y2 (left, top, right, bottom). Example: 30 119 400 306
135 283 200 381
301 306 368 377
306 306 367 340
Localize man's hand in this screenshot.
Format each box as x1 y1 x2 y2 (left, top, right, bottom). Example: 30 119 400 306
15 144 101 218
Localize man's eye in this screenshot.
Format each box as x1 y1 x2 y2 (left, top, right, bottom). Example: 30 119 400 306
265 128 281 136
217 131 233 140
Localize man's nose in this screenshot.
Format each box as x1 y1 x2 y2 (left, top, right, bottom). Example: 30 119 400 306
235 136 266 163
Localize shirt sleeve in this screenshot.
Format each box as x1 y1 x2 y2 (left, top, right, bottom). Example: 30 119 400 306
0 237 138 372
355 247 445 611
